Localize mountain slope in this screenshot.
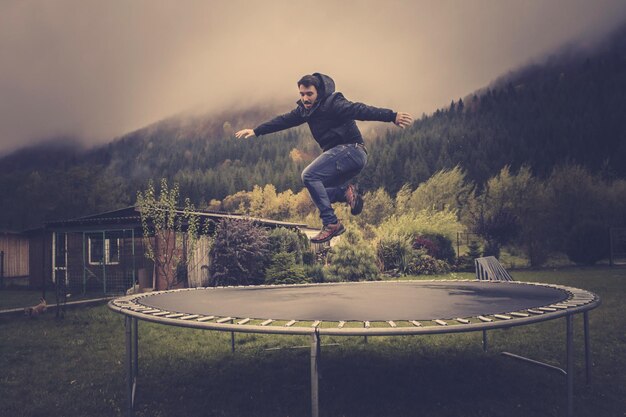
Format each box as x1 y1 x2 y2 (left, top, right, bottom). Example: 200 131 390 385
2 24 626 230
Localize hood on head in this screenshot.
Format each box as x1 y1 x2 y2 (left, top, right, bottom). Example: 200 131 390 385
313 73 335 99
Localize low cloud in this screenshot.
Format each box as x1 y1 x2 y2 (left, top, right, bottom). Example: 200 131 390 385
1 0 626 154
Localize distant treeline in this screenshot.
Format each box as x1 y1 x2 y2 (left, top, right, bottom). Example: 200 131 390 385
2 26 626 231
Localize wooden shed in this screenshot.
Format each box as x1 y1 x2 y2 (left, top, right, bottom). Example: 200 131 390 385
38 206 308 295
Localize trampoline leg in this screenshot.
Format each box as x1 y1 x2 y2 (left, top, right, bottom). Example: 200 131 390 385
311 330 320 417
566 315 574 417
125 316 137 417
133 318 139 378
583 312 591 385
482 330 488 352
230 319 236 353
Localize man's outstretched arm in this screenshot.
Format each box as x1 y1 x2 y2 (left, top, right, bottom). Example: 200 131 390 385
394 112 413 128
234 128 256 139
330 93 413 128
235 108 305 139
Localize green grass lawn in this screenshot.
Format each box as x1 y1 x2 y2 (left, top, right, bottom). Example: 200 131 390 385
1 266 624 417
0 289 107 311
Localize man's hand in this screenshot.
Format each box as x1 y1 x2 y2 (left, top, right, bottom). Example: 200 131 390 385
235 128 256 139
394 112 413 129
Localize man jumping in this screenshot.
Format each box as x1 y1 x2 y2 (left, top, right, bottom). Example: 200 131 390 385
235 73 413 243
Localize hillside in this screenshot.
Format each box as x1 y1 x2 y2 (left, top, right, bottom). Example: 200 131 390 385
363 25 626 193
2 25 626 231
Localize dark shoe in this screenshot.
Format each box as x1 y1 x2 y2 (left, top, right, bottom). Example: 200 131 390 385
310 222 345 243
345 184 364 215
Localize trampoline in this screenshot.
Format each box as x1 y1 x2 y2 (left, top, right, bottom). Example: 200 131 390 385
109 280 600 417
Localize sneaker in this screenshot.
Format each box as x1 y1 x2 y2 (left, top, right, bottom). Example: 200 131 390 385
310 222 345 244
345 184 364 215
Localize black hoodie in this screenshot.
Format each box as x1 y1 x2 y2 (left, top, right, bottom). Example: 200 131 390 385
253 73 397 151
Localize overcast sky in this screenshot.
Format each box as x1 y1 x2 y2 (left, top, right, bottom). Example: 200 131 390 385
1 0 626 155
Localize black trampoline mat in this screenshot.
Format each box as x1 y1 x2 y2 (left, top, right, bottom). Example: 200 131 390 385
138 281 569 322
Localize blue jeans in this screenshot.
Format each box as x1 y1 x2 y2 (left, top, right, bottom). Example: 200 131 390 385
301 143 368 226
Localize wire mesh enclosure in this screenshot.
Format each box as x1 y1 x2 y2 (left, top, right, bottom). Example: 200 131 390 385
609 227 626 266
53 229 149 295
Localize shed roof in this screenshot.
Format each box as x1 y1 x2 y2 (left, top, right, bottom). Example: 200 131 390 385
43 206 308 232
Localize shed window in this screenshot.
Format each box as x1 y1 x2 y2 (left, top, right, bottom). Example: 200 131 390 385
88 235 121 265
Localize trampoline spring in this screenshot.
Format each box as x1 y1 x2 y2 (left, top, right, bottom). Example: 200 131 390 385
216 317 233 324
387 321 397 328
312 321 321 328
152 311 171 317
410 320 422 327
196 316 216 322
238 318 251 325
478 316 492 322
364 321 371 328
180 315 200 320
165 313 184 319
539 307 558 312
494 314 512 320
434 320 448 326
285 320 297 327
456 318 470 324
260 319 274 326
527 309 544 315
509 312 530 318
338 321 346 328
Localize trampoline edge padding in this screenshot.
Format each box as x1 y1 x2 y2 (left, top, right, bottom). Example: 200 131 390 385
108 280 600 336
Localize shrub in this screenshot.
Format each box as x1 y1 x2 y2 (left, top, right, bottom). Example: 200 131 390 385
209 219 269 286
376 235 414 273
565 222 608 265
483 240 501 258
453 239 481 272
304 264 327 283
409 249 450 275
376 209 461 243
453 255 475 272
268 227 312 265
467 240 482 259
412 236 439 258
265 252 308 285
326 229 380 282
526 240 550 267
413 233 456 263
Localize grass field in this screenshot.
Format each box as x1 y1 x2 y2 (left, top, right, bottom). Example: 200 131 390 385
0 290 106 311
1 266 624 417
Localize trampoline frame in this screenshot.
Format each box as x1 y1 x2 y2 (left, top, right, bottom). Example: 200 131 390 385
108 279 601 417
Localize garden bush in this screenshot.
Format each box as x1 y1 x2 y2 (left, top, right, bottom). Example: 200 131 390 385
209 219 269 286
565 221 609 265
376 235 414 273
326 229 380 282
409 249 450 275
376 209 461 243
453 255 475 272
413 233 456 263
304 264 326 283
268 227 312 265
265 252 307 285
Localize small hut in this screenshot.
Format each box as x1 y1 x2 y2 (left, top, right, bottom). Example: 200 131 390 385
34 206 307 295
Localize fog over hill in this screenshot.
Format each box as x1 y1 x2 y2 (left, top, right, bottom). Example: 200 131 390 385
2 18 626 231
2 0 626 155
